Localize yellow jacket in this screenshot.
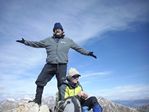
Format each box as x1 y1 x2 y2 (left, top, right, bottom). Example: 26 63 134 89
59 79 83 100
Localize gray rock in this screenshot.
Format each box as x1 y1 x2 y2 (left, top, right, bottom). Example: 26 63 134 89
0 101 49 112
0 96 144 112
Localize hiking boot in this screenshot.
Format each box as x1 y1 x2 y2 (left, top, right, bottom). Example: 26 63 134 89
28 99 41 105
49 109 52 112
28 86 44 106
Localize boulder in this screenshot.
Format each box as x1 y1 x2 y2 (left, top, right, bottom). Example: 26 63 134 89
3 102 49 112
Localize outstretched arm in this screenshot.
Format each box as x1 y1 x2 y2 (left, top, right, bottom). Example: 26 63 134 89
70 39 97 59
16 38 48 48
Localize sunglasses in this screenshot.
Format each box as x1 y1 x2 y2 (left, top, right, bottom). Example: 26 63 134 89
72 75 80 79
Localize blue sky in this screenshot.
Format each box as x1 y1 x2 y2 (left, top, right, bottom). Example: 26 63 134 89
0 0 149 101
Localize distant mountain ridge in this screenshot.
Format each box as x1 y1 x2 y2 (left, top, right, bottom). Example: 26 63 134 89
0 96 148 112
113 99 149 107
97 97 138 112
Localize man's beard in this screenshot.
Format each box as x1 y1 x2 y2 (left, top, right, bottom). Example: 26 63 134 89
54 31 64 38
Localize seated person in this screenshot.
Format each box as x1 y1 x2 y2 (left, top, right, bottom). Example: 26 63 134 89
59 68 102 112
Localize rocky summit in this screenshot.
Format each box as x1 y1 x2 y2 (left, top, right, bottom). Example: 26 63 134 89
0 99 49 112
0 96 144 112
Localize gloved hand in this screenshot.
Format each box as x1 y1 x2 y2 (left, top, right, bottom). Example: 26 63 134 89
16 38 25 43
88 52 97 59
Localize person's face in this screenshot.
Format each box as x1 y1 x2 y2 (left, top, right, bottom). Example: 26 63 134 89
71 75 79 84
54 29 63 36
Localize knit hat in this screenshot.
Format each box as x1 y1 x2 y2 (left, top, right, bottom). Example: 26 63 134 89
53 22 63 32
68 68 81 77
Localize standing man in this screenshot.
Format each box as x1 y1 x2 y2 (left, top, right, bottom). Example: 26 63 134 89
16 22 97 105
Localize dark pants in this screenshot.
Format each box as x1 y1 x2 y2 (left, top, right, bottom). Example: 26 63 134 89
80 96 100 110
33 63 67 104
35 63 67 87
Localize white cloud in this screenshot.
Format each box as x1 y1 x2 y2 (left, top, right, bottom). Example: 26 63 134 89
93 84 149 100
1 0 149 42
80 71 111 79
0 43 47 99
0 0 149 99
0 71 58 99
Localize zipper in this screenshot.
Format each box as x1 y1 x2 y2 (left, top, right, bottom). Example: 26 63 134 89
55 39 60 63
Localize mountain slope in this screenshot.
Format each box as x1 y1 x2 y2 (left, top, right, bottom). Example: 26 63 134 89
0 96 141 112
97 97 138 112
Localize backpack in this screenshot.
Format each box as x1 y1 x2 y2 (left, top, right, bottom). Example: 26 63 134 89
54 96 82 112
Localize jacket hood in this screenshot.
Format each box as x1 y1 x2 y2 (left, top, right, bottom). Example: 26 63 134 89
62 77 80 89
